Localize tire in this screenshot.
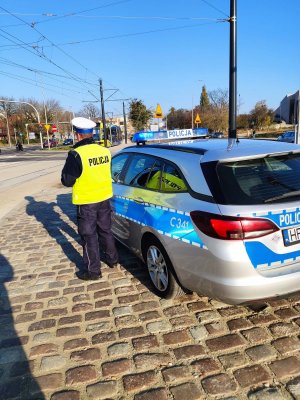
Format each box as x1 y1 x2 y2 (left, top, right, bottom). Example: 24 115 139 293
143 237 185 299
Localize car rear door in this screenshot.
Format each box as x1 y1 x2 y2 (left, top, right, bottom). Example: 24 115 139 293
215 153 300 276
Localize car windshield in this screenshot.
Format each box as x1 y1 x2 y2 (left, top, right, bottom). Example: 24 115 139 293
214 153 300 205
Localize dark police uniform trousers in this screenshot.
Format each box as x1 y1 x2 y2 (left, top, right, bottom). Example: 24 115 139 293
77 199 118 274
61 137 118 275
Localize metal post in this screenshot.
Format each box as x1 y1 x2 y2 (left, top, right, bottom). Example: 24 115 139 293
296 94 300 144
99 79 107 147
228 0 237 140
123 101 128 144
25 123 29 145
3 104 12 147
191 93 194 130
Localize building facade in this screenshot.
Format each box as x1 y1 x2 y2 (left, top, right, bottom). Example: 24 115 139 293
275 90 300 124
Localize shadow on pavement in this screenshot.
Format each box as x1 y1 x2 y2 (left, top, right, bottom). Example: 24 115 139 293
56 193 77 226
0 254 45 399
25 195 83 269
114 241 159 296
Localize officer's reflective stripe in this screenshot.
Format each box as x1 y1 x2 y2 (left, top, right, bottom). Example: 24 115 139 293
113 195 206 249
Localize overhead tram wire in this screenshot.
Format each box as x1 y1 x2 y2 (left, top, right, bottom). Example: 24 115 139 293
0 56 98 91
0 69 87 96
41 20 224 48
199 0 229 18
0 27 101 103
0 70 85 101
0 0 133 29
0 5 116 103
0 6 100 82
0 5 139 106
0 27 96 91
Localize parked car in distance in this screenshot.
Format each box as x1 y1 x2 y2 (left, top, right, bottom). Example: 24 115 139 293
209 131 224 138
277 131 295 143
43 138 59 148
62 138 74 146
111 138 300 304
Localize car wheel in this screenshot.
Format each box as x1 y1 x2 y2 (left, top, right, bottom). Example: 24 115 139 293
143 237 185 299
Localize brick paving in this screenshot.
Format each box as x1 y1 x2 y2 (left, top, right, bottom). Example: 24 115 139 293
0 187 300 400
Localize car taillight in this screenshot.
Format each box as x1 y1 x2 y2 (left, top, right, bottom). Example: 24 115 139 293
190 211 279 240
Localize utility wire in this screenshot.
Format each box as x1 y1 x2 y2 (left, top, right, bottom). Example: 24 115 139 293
0 5 100 81
0 0 133 28
0 70 84 101
199 0 229 18
0 27 100 101
41 21 223 47
0 56 98 88
0 64 92 97
0 13 222 25
0 69 83 95
0 28 88 85
0 5 137 104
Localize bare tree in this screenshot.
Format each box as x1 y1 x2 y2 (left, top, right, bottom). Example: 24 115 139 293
79 103 100 119
194 88 229 132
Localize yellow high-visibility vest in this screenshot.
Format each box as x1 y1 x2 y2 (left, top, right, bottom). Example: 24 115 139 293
72 144 113 205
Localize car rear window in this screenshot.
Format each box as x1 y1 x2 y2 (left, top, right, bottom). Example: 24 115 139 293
205 153 300 205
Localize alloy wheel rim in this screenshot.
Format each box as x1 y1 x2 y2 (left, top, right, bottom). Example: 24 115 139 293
147 245 168 292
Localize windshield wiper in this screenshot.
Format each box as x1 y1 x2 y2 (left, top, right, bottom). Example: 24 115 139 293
264 190 300 203
266 175 297 191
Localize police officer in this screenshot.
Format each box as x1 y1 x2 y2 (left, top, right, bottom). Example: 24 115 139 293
61 117 119 280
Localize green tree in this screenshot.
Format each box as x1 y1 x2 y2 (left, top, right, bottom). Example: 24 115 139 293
200 85 210 109
250 100 274 129
237 114 250 129
128 99 152 131
166 108 192 129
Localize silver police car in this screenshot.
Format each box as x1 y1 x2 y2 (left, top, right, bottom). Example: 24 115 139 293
111 139 300 304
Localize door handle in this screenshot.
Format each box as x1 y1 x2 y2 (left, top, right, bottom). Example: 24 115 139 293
133 197 145 204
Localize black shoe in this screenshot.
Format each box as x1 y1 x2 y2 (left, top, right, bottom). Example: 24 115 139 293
76 271 102 281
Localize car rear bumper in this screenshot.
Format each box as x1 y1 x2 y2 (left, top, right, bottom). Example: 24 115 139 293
184 265 300 305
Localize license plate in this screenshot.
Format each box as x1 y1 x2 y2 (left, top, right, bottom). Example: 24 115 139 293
282 226 300 246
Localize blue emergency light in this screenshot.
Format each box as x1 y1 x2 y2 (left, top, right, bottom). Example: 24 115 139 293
132 128 208 144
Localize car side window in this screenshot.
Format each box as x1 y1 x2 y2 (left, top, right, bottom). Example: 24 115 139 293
123 155 158 188
161 163 187 192
111 154 130 183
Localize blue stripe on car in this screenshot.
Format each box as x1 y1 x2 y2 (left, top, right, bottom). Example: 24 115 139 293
245 241 300 269
112 196 206 248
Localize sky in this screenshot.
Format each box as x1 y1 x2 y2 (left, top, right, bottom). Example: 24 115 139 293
0 0 299 118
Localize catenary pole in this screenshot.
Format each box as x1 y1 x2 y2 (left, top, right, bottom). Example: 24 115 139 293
123 101 128 144
99 79 107 147
3 103 12 147
296 92 300 144
228 0 237 139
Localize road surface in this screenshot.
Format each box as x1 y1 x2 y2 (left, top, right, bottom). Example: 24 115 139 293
0 143 128 222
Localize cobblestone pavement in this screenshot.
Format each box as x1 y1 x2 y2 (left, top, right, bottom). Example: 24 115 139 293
1 187 300 400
